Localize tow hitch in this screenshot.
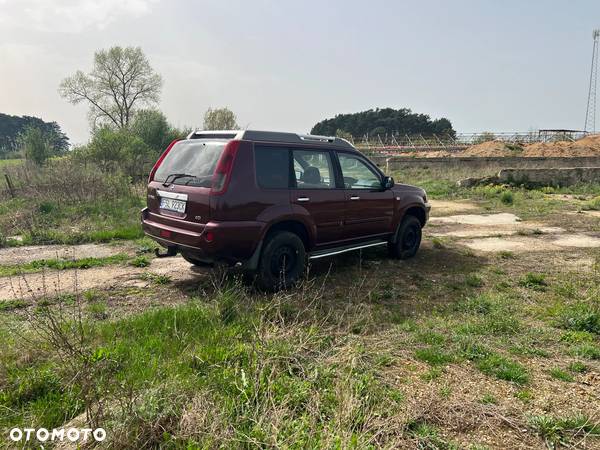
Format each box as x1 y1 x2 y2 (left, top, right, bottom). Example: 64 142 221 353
155 246 178 258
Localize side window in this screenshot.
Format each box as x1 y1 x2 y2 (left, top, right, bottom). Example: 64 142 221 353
338 153 381 189
254 145 289 189
292 149 335 189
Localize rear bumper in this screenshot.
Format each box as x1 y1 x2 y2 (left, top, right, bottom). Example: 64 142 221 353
141 208 264 265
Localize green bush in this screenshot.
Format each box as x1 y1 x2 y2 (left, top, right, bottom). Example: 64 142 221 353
500 190 514 205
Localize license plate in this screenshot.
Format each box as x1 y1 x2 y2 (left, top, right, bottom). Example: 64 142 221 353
160 197 186 213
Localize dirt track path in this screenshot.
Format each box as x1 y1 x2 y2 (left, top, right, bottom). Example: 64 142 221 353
0 253 202 301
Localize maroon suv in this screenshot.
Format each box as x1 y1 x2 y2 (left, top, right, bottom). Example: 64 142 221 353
142 130 430 290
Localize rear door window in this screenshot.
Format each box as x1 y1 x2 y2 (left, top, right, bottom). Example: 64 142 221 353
292 150 335 189
254 145 290 189
153 140 228 187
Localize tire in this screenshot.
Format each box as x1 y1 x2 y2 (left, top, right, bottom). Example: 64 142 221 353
256 231 306 291
388 215 422 259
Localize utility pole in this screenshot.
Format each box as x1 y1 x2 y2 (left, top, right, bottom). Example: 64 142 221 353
584 29 600 133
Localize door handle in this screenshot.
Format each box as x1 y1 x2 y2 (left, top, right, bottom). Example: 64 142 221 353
350 196 360 200
297 197 310 202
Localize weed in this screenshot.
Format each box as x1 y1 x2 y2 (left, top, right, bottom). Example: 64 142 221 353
582 195 600 211
0 299 28 311
519 273 547 291
406 421 459 449
415 330 446 345
515 390 533 403
479 394 498 405
421 367 443 381
465 273 484 287
500 190 513 205
140 272 172 285
569 343 600 360
431 237 446 249
567 361 588 373
414 347 455 366
558 303 600 335
87 301 108 320
529 414 600 447
549 368 574 382
0 254 129 276
560 330 595 343
498 250 515 259
476 354 529 384
129 255 150 268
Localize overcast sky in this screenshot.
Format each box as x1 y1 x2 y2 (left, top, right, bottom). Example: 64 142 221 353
1 0 599 144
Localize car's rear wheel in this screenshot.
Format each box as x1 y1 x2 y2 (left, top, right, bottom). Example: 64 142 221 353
256 231 306 291
388 215 422 259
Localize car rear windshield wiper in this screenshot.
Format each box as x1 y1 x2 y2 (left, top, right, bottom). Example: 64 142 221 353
162 173 195 186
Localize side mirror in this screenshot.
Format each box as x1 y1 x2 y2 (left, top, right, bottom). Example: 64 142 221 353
382 176 395 190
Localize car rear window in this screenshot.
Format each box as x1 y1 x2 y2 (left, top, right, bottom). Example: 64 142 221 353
154 140 228 187
254 145 289 189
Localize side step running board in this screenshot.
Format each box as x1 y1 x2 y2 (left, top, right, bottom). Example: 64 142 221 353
309 240 388 260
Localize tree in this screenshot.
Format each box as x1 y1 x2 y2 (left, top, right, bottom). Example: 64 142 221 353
80 127 153 179
21 126 52 165
59 46 162 129
0 113 69 158
203 107 239 130
311 108 455 138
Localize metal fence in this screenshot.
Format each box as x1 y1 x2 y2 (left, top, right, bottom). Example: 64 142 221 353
351 130 592 154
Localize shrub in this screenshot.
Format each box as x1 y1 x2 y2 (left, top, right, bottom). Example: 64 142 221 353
500 190 514 205
582 196 600 211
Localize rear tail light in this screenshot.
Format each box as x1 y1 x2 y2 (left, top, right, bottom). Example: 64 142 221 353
211 140 240 195
204 231 215 242
148 139 180 182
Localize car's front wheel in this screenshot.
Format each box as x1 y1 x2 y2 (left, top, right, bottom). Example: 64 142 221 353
256 231 306 291
388 215 422 259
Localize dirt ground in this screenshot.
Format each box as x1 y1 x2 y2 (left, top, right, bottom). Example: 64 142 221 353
2 199 599 302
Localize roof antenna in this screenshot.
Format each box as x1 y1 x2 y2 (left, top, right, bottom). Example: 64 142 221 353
244 123 251 130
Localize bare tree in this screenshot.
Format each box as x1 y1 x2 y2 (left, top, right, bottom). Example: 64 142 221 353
203 107 239 130
59 46 162 129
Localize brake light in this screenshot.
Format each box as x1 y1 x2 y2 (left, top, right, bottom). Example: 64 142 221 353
148 139 180 182
211 140 240 194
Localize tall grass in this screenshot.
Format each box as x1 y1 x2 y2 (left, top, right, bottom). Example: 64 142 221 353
0 158 144 246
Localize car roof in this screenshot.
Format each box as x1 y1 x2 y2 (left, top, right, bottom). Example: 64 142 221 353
186 129 355 150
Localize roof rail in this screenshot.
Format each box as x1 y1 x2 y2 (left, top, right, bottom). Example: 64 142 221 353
186 129 355 149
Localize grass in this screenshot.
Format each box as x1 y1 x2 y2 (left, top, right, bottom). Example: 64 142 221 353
519 272 548 291
0 160 145 248
476 354 529 384
549 367 574 382
529 414 600 447
0 158 23 168
1 162 600 448
0 254 130 276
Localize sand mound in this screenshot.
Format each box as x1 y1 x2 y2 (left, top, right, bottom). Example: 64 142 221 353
462 140 522 157
522 134 600 157
461 134 600 158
